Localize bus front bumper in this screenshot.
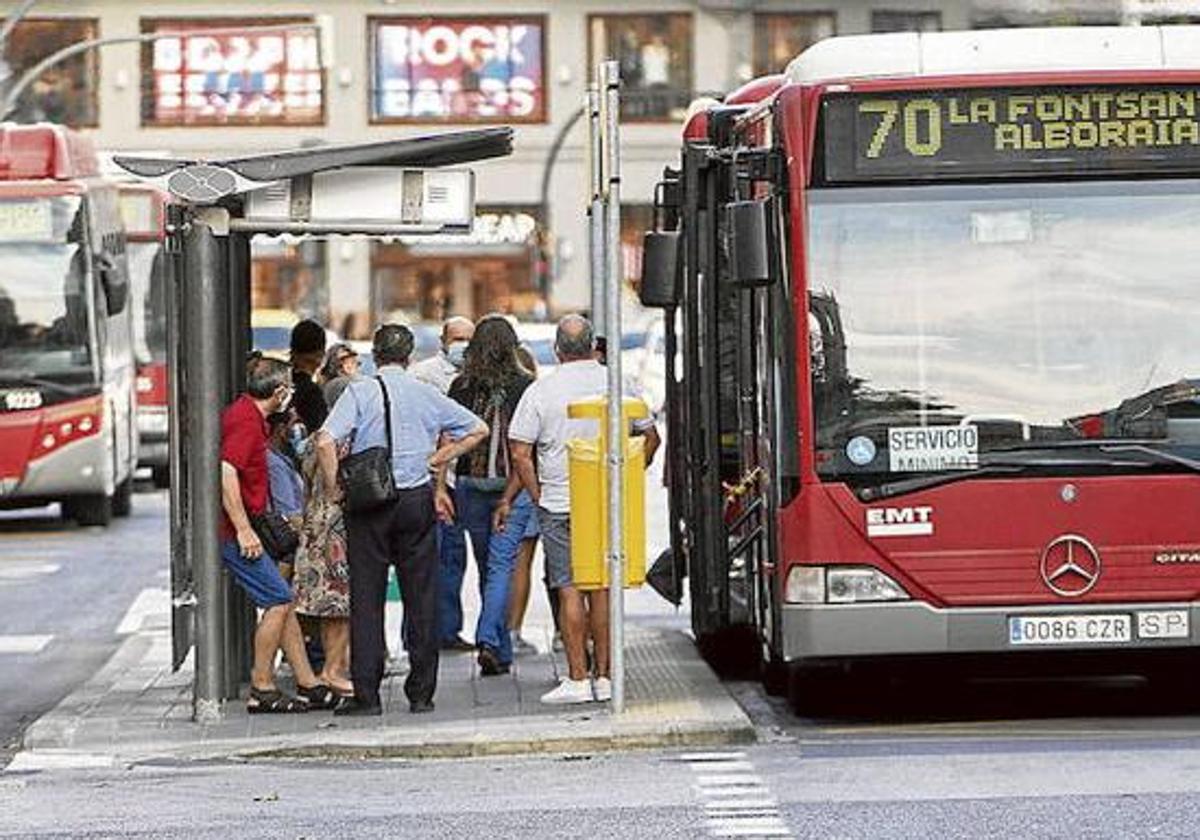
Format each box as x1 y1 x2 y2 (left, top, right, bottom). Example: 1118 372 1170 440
781 600 1200 662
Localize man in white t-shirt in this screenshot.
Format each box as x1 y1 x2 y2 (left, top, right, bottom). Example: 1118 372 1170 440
507 315 660 705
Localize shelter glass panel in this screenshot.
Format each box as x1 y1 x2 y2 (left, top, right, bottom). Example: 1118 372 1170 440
370 16 547 124
140 17 324 126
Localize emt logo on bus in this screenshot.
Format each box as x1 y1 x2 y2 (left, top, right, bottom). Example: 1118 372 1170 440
820 86 1200 183
866 506 934 538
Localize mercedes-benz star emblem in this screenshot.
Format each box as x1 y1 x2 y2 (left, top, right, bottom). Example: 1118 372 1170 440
1039 534 1101 597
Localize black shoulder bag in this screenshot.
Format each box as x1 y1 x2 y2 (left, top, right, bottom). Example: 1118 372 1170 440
338 376 398 513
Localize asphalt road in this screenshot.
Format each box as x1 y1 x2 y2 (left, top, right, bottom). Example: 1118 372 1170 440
0 487 168 766
10 484 1200 836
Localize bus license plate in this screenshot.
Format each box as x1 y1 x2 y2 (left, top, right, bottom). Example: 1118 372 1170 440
1008 614 1132 646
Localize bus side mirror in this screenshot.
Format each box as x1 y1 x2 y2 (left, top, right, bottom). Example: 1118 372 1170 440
639 231 680 308
726 200 774 288
97 254 128 315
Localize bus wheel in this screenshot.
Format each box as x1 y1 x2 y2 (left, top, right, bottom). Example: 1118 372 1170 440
64 494 113 527
113 478 133 518
761 655 788 697
151 465 170 489
696 626 760 680
787 664 842 717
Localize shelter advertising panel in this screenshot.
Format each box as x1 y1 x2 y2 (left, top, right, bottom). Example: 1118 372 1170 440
370 16 546 123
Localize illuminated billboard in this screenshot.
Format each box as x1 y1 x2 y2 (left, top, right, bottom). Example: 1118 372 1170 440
371 16 546 123
142 18 323 126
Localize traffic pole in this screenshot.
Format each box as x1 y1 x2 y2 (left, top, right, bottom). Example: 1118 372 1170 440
600 59 626 715
185 209 228 723
587 83 606 336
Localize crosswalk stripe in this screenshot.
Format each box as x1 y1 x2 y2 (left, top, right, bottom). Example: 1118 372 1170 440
0 562 61 580
0 635 53 653
685 750 792 839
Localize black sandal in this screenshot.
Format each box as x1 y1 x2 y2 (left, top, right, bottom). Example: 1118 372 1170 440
297 683 339 710
247 687 308 714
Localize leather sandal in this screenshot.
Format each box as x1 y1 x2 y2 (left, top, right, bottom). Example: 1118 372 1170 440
247 687 308 714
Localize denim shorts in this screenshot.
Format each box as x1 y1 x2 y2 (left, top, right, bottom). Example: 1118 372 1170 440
220 540 293 608
536 508 572 590
522 509 540 540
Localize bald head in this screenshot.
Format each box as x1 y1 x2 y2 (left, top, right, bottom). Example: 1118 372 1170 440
555 314 594 362
442 316 474 347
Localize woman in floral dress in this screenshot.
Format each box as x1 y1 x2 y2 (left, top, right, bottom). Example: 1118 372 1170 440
293 426 353 696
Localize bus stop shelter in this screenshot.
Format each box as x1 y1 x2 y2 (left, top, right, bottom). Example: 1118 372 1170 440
115 128 513 721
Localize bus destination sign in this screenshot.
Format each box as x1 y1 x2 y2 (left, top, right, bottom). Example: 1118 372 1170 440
821 86 1200 183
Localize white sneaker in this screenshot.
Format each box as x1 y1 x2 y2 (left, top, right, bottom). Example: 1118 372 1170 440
592 677 612 702
540 677 594 705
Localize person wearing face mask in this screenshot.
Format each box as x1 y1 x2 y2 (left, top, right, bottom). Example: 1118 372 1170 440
220 356 338 714
410 316 477 651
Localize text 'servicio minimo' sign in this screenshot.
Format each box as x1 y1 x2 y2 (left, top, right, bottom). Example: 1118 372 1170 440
888 425 979 472
820 86 1200 183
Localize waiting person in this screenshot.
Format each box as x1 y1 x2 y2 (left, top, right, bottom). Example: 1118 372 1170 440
507 315 661 705
443 315 536 676
291 375 356 698
411 316 477 651
315 324 488 716
505 344 547 657
320 342 360 407
290 319 328 434
265 409 305 581
220 356 339 714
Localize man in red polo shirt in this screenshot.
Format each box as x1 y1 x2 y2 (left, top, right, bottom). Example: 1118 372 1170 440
221 356 336 713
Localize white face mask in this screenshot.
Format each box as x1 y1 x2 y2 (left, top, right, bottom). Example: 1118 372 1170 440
275 386 294 413
446 341 469 369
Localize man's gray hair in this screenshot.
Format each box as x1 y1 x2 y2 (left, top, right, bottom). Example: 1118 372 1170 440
246 356 291 399
555 314 594 360
374 323 415 366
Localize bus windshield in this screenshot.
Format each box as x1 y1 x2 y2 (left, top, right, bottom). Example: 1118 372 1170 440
807 179 1200 481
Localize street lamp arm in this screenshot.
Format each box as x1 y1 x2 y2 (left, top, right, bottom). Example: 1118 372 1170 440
2 23 321 121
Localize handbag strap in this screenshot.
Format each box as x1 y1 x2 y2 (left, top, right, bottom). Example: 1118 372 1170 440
376 375 395 461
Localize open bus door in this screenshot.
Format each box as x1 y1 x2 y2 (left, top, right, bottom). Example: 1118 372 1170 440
647 109 798 682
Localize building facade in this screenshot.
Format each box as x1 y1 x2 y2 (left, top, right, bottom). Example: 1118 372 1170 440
7 0 1190 333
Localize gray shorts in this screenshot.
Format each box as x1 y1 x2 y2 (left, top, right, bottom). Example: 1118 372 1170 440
537 507 572 590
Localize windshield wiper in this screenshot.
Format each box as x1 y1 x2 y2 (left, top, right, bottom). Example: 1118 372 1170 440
857 451 1163 502
0 372 85 396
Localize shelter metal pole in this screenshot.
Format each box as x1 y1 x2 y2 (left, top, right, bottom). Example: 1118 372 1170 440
186 213 226 723
601 59 626 715
587 83 605 335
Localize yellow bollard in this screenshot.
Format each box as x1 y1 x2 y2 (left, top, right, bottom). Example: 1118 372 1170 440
566 396 648 591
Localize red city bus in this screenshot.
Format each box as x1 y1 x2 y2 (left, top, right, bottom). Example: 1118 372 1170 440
0 124 138 526
644 26 1200 710
119 184 170 489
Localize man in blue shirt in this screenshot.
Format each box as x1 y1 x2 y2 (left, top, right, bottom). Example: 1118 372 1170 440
314 324 487 716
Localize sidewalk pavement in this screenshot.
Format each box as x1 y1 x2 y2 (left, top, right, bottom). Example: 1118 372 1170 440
13 535 754 768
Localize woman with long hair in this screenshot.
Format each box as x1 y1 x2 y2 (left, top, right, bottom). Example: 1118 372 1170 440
443 315 536 676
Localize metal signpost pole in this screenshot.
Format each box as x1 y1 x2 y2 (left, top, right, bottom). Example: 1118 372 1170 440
186 211 227 723
600 59 626 714
587 83 606 336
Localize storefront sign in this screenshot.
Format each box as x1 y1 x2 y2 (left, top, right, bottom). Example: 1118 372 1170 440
145 21 323 125
372 17 545 122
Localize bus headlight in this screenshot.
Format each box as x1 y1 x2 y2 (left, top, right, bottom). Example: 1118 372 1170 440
784 566 910 604
827 568 909 604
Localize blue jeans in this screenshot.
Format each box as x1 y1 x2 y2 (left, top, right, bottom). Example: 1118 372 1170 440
436 517 468 644
457 482 534 665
